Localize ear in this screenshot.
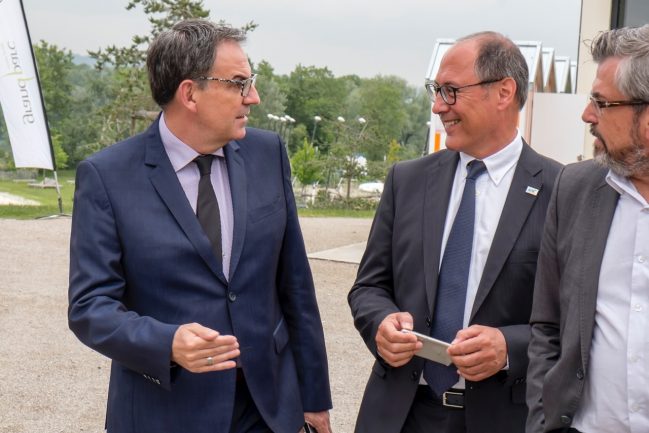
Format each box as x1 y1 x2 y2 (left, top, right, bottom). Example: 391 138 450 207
495 77 517 110
175 79 199 113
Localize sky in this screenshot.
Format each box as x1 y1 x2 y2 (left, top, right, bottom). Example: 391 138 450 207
20 0 584 87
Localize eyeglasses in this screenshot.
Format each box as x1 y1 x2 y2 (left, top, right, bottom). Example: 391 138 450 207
424 78 504 105
194 74 257 97
588 95 649 117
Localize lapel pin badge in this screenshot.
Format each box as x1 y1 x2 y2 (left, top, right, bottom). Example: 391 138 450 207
525 186 539 196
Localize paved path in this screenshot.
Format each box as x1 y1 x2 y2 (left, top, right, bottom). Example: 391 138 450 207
0 217 374 433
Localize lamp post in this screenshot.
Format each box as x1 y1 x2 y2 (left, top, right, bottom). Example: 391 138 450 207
335 116 345 144
284 115 295 150
344 117 368 200
423 120 431 156
358 117 368 137
267 114 280 132
311 115 321 146
279 116 288 143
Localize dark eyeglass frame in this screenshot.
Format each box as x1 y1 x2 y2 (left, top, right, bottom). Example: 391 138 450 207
588 95 649 117
424 78 504 105
194 73 257 97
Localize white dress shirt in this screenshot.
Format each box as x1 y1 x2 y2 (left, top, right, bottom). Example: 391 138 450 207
430 133 522 389
159 113 234 280
441 134 522 328
572 171 649 433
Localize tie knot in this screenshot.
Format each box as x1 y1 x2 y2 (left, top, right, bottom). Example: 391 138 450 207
194 154 214 177
466 160 487 181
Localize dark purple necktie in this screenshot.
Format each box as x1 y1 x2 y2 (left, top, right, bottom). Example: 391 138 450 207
194 154 222 261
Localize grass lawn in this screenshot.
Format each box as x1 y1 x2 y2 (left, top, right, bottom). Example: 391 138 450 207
0 170 375 220
0 170 75 219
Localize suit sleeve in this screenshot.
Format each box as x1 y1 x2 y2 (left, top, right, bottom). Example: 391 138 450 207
525 168 565 433
348 165 400 359
68 160 178 390
275 137 333 412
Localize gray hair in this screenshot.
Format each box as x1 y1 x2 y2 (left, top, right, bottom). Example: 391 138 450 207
590 24 649 107
146 19 246 107
458 31 529 109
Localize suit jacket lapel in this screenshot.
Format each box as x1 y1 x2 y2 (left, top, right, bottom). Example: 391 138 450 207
224 140 247 280
144 120 227 283
424 151 459 315
578 177 618 366
470 144 542 320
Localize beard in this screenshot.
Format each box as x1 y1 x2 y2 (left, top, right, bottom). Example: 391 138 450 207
591 124 649 178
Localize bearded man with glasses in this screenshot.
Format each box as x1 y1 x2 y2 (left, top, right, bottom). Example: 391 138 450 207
527 24 649 433
349 31 561 433
68 19 332 433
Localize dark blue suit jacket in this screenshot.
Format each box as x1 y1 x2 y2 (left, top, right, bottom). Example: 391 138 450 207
68 119 332 433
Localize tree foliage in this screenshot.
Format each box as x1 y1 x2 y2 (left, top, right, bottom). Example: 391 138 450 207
1 1 433 186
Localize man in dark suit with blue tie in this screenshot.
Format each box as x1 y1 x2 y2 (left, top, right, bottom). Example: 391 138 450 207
348 32 562 433
68 19 332 433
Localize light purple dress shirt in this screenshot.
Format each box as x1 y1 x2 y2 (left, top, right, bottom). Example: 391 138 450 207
158 113 234 280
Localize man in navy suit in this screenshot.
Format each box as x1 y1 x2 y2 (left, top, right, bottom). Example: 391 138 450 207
68 19 332 433
348 32 561 433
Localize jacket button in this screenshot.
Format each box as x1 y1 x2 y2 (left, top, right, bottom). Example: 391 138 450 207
228 292 237 302
576 368 584 380
560 415 572 425
425 317 431 327
411 370 419 381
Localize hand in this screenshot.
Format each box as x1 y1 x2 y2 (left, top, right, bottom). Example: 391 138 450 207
304 411 332 433
171 323 239 373
375 312 422 367
448 325 507 382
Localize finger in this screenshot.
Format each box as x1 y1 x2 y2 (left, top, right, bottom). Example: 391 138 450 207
190 342 241 363
189 352 240 373
377 346 416 367
393 312 415 331
377 334 419 351
181 322 220 341
450 349 484 367
448 335 484 356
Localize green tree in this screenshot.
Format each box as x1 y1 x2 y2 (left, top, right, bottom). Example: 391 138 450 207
401 89 432 156
51 134 69 169
355 75 409 161
290 139 322 191
34 41 74 125
248 60 287 128
33 41 74 169
285 65 349 151
88 0 257 146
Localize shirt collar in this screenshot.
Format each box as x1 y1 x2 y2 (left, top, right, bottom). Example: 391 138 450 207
159 113 225 173
606 170 649 207
458 131 523 185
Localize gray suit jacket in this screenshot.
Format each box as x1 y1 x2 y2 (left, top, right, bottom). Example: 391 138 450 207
526 160 619 433
349 144 561 433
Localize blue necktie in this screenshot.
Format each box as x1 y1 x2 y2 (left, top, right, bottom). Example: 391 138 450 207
424 159 487 396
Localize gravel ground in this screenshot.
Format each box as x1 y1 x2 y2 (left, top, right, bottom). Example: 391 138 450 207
0 217 374 433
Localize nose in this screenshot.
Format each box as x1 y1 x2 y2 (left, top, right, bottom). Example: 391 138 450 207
581 99 597 124
244 84 261 106
432 97 448 115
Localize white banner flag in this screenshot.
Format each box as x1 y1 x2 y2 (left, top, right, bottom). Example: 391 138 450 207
0 0 53 170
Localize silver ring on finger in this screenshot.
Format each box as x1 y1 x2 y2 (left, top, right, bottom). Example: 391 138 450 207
206 356 214 366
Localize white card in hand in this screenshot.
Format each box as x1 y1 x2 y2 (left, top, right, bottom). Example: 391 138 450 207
403 329 452 366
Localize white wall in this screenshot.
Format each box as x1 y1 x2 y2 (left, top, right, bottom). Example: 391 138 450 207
530 93 590 164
